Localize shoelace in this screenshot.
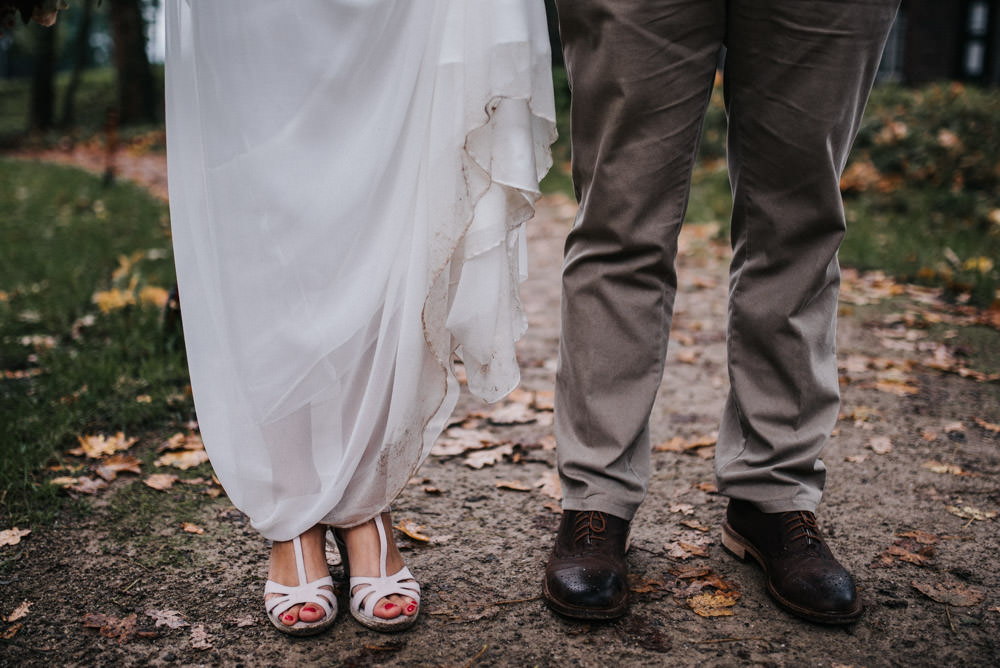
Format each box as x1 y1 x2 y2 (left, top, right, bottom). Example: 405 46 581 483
783 511 824 547
573 511 607 546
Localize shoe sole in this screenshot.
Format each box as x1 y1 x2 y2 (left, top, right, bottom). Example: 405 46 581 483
542 579 629 621
721 522 863 625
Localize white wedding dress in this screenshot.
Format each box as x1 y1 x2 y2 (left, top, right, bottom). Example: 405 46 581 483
165 0 555 540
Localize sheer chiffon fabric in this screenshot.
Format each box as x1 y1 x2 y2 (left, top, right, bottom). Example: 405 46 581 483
165 0 555 540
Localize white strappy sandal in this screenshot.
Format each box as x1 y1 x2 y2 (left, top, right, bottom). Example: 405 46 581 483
334 513 421 632
263 535 338 636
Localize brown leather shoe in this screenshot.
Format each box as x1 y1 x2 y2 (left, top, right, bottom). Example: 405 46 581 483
543 510 630 620
722 499 862 624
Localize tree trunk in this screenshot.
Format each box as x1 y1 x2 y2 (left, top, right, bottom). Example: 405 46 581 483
27 21 58 132
108 0 156 124
59 0 96 128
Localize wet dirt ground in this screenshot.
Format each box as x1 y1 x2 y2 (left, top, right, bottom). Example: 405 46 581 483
1 189 998 667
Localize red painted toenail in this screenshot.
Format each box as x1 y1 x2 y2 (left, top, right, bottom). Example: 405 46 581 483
284 614 294 622
384 603 396 610
406 604 416 613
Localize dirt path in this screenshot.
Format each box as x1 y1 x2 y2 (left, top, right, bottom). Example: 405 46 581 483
1 153 998 666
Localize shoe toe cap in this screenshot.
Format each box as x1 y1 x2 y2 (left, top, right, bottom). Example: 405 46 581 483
546 565 628 609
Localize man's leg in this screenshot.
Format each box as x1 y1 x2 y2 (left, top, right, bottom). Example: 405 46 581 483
717 0 900 623
547 0 724 619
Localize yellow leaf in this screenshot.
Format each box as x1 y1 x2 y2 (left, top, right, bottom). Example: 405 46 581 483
181 523 204 535
50 476 81 487
687 590 741 617
154 449 210 470
139 286 170 308
144 473 179 491
921 460 975 477
973 417 1000 434
92 287 135 313
69 432 138 459
95 454 142 481
394 519 430 542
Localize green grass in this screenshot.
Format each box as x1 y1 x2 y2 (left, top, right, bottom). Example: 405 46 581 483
0 158 191 525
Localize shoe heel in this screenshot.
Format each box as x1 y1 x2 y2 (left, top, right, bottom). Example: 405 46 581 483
721 523 748 560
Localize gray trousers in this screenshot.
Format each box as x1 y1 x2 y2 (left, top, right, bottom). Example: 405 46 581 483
553 0 900 519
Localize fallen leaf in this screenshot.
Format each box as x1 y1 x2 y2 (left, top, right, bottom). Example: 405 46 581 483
943 421 966 434
144 473 179 491
146 609 189 629
3 601 30 623
394 519 430 542
532 390 555 412
189 624 212 650
675 349 699 364
68 476 108 495
888 544 930 566
666 541 709 560
535 470 562 501
1 623 22 639
912 581 985 607
629 575 664 594
922 460 976 477
69 432 138 458
463 444 513 469
867 436 893 455
687 590 740 617
845 453 870 463
0 527 31 547
430 427 499 457
973 417 1000 433
423 486 444 495
694 482 718 494
158 432 204 453
139 286 170 308
897 530 940 545
234 615 256 628
920 429 939 442
654 436 687 452
83 612 138 644
669 503 695 515
487 403 538 426
95 454 142 481
154 449 210 470
671 566 712 580
680 519 711 532
50 475 80 487
654 433 717 454
182 522 204 535
495 480 531 492
871 379 920 396
945 504 997 522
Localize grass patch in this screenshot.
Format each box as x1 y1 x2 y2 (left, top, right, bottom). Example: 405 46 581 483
0 158 191 525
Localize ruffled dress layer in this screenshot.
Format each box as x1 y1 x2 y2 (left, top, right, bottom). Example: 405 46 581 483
165 0 555 540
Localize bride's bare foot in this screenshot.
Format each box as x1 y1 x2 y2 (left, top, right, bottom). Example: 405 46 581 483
338 512 419 621
266 525 335 627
